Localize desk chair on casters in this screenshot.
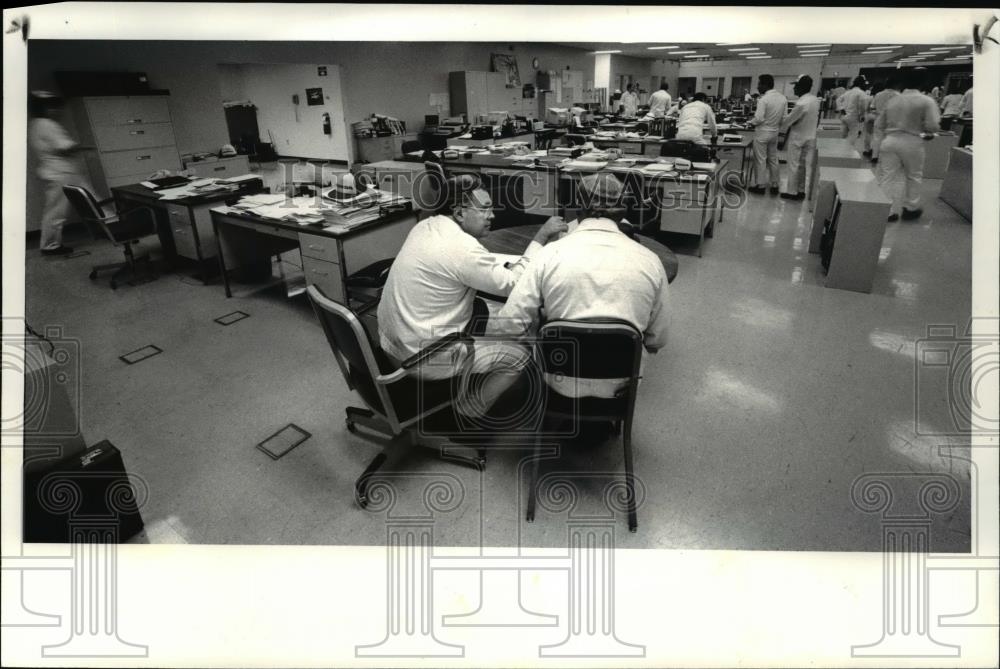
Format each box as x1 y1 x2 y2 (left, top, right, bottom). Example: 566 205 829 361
526 319 644 532
62 185 159 290
306 285 487 508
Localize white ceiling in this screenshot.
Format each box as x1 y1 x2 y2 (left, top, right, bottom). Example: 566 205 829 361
557 42 974 65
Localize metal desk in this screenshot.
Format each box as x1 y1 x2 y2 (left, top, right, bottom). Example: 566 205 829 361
209 205 417 303
939 146 972 221
112 179 264 282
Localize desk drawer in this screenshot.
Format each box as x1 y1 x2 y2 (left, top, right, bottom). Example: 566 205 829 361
103 146 181 178
298 233 340 263
165 206 198 259
86 97 171 127
186 156 251 179
302 255 345 303
94 123 176 152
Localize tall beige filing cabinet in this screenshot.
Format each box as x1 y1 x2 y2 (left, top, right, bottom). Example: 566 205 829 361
449 71 533 121
70 94 182 198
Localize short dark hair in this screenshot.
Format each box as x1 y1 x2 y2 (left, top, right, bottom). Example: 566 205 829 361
693 92 707 102
660 82 669 91
29 92 63 118
852 76 867 89
797 75 813 93
758 74 774 89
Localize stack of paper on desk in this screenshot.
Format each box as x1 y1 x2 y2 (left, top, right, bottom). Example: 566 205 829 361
691 162 715 171
222 174 261 184
563 159 608 171
233 193 286 209
251 196 326 225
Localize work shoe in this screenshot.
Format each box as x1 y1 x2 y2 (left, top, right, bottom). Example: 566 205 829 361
870 157 879 164
747 185 767 194
887 214 900 222
40 245 73 256
780 192 801 200
862 150 873 157
901 208 923 220
769 186 780 195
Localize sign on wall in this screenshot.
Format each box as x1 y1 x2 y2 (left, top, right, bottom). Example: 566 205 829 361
305 87 324 106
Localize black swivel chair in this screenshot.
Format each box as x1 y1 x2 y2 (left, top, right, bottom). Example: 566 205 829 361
306 285 486 507
62 185 159 289
525 319 645 532
400 139 423 156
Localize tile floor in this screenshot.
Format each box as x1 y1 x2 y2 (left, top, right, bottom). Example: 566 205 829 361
23 156 972 550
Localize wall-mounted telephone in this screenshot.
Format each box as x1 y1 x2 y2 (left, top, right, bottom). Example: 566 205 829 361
292 94 300 122
322 112 331 136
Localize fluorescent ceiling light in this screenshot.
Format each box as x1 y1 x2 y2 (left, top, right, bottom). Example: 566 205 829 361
716 42 750 46
728 48 759 52
864 50 895 55
800 53 829 57
799 50 829 54
683 54 709 58
945 57 971 60
929 46 962 51
797 44 830 48
670 50 697 54
647 46 679 50
745 55 772 59
592 50 622 54
866 45 902 49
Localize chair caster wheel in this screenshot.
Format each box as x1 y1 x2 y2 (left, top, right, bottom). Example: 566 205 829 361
89 270 98 280
629 526 638 533
346 420 357 433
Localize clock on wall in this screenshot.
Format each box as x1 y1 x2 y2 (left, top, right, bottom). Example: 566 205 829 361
532 57 540 70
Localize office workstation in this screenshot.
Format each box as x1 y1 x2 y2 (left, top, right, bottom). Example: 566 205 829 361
17 37 980 555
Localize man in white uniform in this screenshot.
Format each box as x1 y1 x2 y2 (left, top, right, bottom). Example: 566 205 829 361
646 83 672 118
620 84 639 118
870 74 903 163
940 90 964 117
747 74 787 195
875 70 941 221
959 85 973 116
494 173 669 400
779 75 820 200
29 92 94 255
378 178 567 413
673 92 717 144
837 76 869 145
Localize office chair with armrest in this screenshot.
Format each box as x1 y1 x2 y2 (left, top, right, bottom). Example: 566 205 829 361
526 318 644 532
400 139 423 156
62 185 159 289
307 285 486 508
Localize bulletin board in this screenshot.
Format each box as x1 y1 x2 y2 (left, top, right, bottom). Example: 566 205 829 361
491 53 521 88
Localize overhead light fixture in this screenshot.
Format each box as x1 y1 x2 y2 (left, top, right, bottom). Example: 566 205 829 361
866 45 902 50
728 48 759 52
945 56 972 60
800 53 829 57
647 46 679 50
745 55 772 59
864 50 895 54
799 50 829 54
591 50 622 54
683 54 710 58
671 50 696 54
929 46 962 51
797 44 830 48
716 42 750 46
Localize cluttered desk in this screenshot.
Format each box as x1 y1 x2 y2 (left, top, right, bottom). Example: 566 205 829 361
112 174 265 282
209 186 414 303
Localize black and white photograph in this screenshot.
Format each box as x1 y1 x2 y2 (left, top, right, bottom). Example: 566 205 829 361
2 4 998 667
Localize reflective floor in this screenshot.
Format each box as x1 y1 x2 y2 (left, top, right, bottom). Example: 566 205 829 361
23 162 972 550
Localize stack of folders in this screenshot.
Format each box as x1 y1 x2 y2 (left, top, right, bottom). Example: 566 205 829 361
323 189 411 229
156 179 237 201
233 193 325 225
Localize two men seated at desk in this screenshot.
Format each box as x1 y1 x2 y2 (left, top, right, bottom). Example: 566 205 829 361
378 171 670 424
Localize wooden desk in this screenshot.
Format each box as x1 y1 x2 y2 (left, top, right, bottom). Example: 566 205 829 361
112 179 265 282
939 146 972 221
209 205 417 303
482 224 679 285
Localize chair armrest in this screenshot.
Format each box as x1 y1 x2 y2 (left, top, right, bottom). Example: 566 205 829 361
475 290 507 304
374 330 474 385
345 258 394 289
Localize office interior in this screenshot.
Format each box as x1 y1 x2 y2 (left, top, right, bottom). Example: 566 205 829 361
21 40 976 549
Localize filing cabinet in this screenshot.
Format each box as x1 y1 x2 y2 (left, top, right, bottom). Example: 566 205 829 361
356 134 418 163
70 94 182 199
184 155 251 179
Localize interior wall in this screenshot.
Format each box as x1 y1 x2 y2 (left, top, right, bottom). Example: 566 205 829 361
220 63 350 161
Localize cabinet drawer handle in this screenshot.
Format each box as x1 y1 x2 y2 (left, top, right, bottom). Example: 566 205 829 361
213 166 226 171
307 244 324 250
310 269 329 277
126 118 143 124
136 154 152 160
130 130 145 135
175 228 185 233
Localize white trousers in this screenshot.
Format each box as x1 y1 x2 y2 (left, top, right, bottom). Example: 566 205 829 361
871 126 886 160
39 173 77 250
840 115 861 142
783 136 816 195
752 131 780 188
877 133 925 216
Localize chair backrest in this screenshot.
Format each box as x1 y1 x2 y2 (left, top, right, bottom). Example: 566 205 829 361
62 184 107 222
417 160 449 214
537 319 643 382
660 139 711 162
306 284 391 419
400 140 422 156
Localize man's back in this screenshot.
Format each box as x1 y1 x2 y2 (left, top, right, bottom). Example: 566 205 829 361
676 100 714 138
880 90 940 136
753 89 787 133
648 89 671 117
786 93 820 140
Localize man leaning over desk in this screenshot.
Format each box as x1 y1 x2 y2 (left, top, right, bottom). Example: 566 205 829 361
377 176 567 415
492 173 670 403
